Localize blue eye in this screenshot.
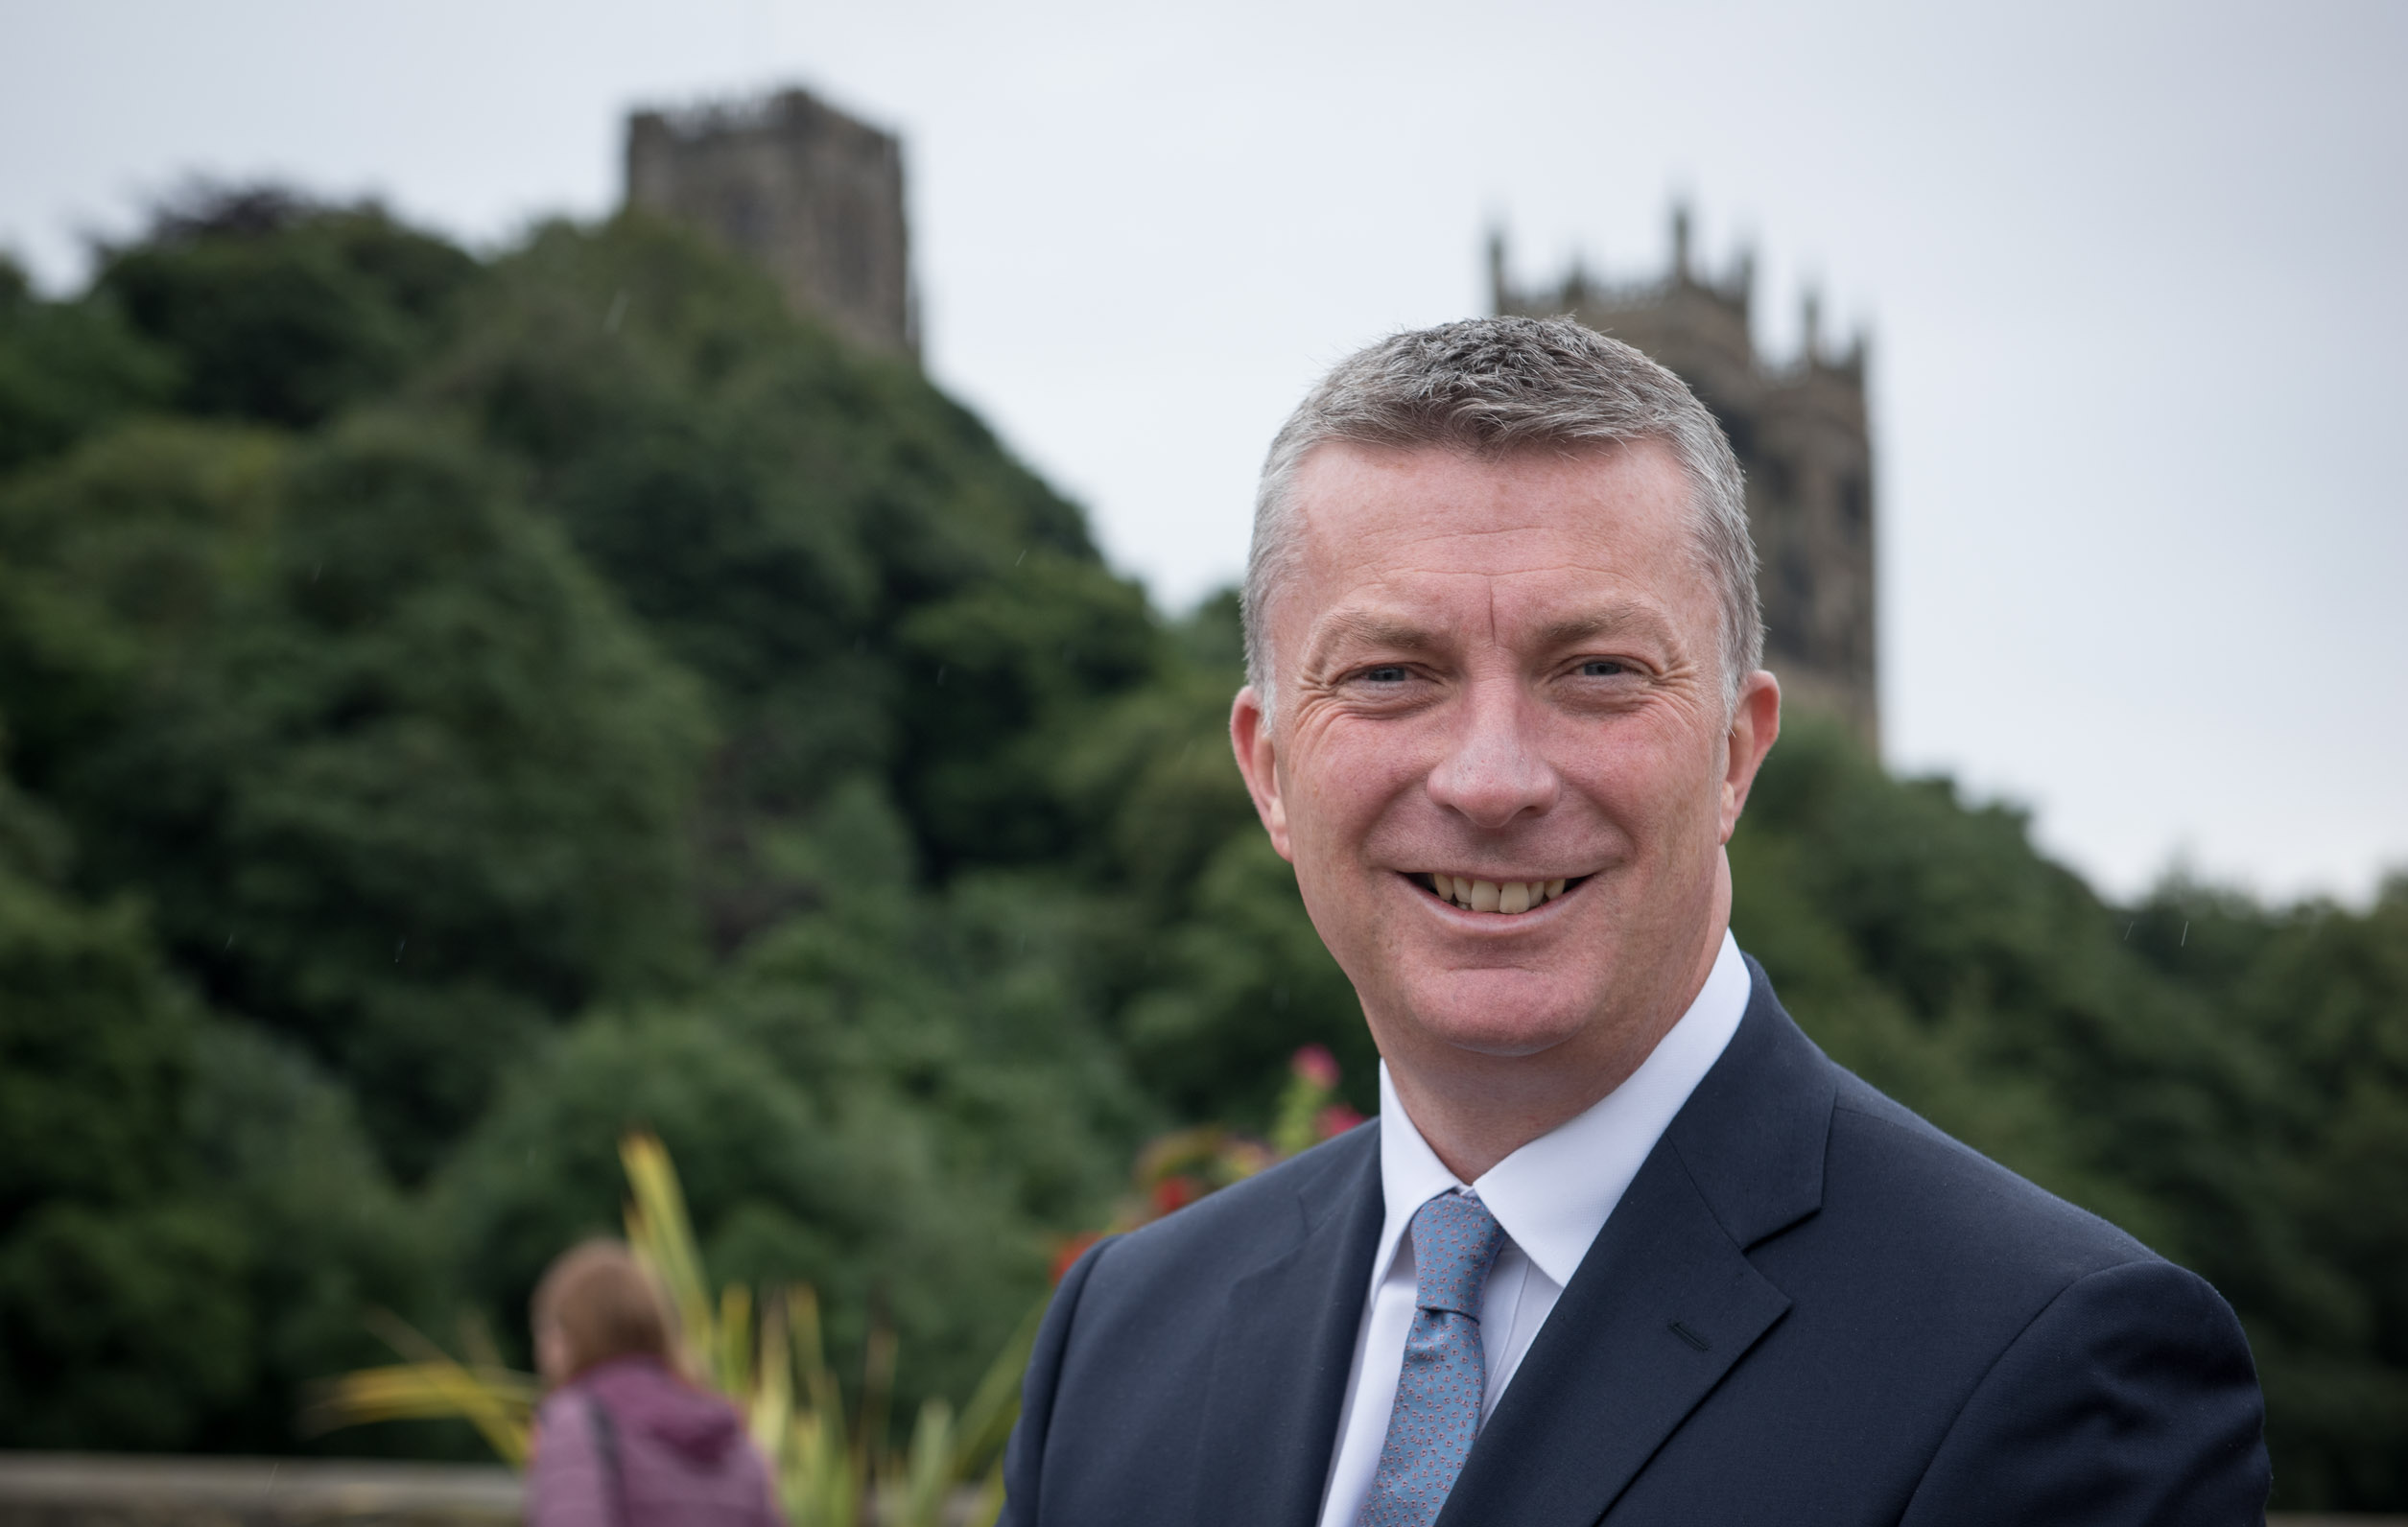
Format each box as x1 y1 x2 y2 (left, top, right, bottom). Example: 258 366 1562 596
1580 660 1627 677
1363 665 1409 684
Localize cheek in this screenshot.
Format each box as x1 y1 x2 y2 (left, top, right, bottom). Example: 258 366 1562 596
1289 722 1426 836
1554 722 1720 839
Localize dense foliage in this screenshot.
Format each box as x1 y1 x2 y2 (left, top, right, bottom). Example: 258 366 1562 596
0 193 2398 1506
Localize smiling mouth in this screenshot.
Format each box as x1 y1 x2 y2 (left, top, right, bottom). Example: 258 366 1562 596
1406 872 1589 915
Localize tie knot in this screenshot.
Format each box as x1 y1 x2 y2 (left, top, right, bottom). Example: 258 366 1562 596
1408 1191 1506 1317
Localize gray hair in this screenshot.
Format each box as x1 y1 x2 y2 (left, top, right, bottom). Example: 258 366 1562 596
1241 316 1762 723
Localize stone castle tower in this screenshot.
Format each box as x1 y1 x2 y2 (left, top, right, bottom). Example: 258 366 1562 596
625 87 917 358
1494 209 1879 748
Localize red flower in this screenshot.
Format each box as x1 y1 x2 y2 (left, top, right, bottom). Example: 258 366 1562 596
1151 1176 1199 1216
1316 1103 1366 1140
1050 1231 1102 1284
1291 1044 1341 1092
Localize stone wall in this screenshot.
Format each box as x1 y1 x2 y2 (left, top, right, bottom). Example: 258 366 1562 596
0 1455 517 1527
626 88 916 359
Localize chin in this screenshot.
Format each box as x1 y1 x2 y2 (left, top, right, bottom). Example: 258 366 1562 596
1431 1024 1589 1060
1398 972 1599 1059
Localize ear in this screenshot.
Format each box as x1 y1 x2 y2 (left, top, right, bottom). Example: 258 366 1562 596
1230 686 1295 862
1718 670 1782 844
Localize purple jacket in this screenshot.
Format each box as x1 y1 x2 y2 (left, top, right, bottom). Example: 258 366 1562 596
527 1356 785 1527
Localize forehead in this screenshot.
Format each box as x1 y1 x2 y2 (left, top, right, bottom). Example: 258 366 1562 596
1281 438 1705 639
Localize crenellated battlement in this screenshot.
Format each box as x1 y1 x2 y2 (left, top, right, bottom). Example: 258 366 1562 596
625 87 917 359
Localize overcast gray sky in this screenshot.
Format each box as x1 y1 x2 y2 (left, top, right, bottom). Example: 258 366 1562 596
4 0 2401 905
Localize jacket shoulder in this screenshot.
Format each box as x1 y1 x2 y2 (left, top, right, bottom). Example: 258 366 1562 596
1084 1120 1378 1301
1818 1063 2156 1287
1680 970 2156 1292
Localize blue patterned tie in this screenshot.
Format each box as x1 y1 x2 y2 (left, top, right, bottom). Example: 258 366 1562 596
1356 1190 1508 1527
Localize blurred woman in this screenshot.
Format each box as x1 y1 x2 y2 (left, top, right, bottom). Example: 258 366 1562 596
526 1238 785 1527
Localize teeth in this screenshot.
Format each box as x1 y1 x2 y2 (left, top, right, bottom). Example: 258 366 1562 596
1428 875 1574 913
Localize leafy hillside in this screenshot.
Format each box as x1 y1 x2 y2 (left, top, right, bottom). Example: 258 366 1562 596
0 192 2399 1507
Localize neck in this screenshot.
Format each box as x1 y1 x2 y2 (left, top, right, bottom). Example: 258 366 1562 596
1381 915 1728 1183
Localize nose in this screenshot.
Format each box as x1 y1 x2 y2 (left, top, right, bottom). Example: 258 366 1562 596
1425 679 1559 830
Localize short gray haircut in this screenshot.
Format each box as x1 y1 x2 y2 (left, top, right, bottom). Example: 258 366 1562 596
1241 316 1762 723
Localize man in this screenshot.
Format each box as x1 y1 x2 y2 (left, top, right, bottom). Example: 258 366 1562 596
1001 317 2268 1525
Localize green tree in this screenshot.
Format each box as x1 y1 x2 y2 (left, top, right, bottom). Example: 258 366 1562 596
0 725 423 1451
0 257 176 477
437 770 1148 1419
95 188 477 430
177 1020 435 1453
416 215 1158 938
2124 875 2408 1506
438 1004 1045 1427
0 415 711 1175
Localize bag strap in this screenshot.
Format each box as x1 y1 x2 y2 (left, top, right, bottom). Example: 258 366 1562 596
583 1390 630 1527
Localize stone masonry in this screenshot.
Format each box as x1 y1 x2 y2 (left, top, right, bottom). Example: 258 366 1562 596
626 87 917 358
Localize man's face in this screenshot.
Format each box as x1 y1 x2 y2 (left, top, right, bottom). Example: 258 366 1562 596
1231 439 1779 1077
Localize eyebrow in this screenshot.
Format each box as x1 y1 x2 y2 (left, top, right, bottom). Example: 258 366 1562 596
1298 598 1686 674
1530 600 1682 652
1298 608 1446 673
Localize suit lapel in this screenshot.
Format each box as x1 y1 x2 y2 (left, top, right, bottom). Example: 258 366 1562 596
1434 1141 1791 1526
1190 1127 1386 1527
1436 967 1837 1527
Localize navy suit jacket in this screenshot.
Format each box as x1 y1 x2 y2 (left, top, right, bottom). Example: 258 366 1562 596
1001 961 2270 1525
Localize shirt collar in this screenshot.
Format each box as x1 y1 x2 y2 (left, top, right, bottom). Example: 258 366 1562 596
1374 928 1753 1288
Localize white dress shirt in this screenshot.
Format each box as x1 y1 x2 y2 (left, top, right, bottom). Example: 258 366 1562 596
1313 929 1754 1527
